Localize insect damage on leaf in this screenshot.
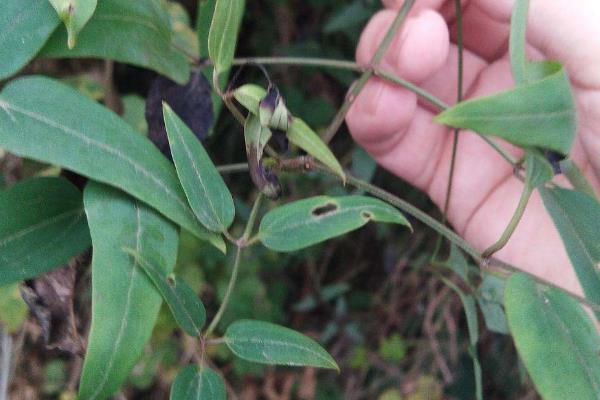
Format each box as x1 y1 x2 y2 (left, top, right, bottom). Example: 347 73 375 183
145 71 213 158
311 202 338 217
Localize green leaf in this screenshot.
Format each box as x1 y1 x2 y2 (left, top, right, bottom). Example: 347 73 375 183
124 248 206 337
0 0 60 79
540 187 600 319
208 0 245 74
234 84 346 181
505 273 600 400
121 95 148 135
164 0 199 59
224 319 339 370
0 283 28 333
243 115 281 199
0 177 90 286
233 84 264 114
170 365 225 400
509 0 530 85
477 274 509 335
259 195 411 252
79 182 179 400
40 0 189 84
288 118 346 182
525 151 554 189
163 103 235 232
435 62 576 154
559 159 598 200
0 76 224 252
47 0 97 49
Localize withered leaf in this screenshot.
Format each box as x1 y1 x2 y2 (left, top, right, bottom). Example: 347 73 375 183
145 71 213 158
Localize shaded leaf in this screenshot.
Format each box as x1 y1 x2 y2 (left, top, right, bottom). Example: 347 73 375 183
164 0 199 59
525 152 554 189
40 0 189 84
79 182 179 400
122 95 148 135
259 195 410 252
48 0 97 48
0 0 59 79
477 274 509 335
0 284 28 333
540 187 600 319
124 248 206 337
0 177 90 286
163 103 234 232
0 76 223 251
293 283 350 312
170 365 225 400
146 71 213 157
505 273 600 400
435 62 576 154
208 0 245 74
224 319 339 370
244 115 281 199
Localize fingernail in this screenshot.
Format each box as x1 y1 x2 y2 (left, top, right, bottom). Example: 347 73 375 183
357 81 385 116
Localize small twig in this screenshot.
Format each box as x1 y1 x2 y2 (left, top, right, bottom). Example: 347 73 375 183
322 0 416 143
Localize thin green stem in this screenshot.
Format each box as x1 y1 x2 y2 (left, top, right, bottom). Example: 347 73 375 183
217 162 249 174
322 0 416 143
233 57 359 71
242 193 263 242
375 70 449 110
433 0 465 260
482 186 532 258
204 245 243 339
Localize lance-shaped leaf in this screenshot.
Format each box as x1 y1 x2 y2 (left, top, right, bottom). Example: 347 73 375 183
124 248 206 337
259 195 411 252
170 365 225 400
288 118 345 182
233 84 264 114
244 115 282 199
505 273 600 400
0 76 224 252
539 187 600 319
163 103 234 232
0 177 90 286
0 0 59 79
79 182 179 400
40 0 189 84
259 85 291 131
48 0 97 49
208 0 245 74
435 62 576 154
224 320 339 370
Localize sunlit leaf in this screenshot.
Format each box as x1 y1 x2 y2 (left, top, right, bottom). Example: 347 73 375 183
224 319 339 370
0 177 90 286
259 195 410 252
505 273 600 400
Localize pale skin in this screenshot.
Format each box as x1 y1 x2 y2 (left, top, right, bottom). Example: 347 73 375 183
346 0 600 296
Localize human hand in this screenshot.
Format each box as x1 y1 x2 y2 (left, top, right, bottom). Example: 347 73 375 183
346 0 600 295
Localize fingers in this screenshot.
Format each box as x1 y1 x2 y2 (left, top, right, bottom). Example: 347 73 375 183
357 9 450 83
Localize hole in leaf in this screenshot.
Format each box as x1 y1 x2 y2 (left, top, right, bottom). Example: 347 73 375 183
361 211 373 220
312 202 338 217
167 274 176 287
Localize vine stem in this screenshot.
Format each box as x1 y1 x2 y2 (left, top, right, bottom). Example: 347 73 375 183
322 0 416 143
203 194 263 339
213 160 600 312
